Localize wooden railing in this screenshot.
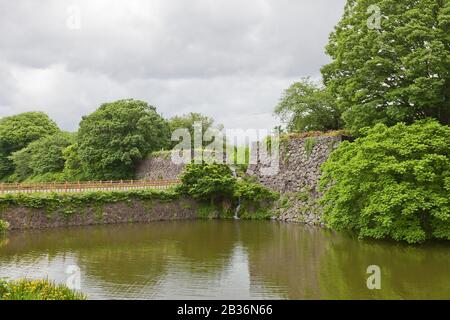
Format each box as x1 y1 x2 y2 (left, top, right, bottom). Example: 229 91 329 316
0 179 181 194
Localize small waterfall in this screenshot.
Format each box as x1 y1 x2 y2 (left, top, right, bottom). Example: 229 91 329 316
234 198 241 220
231 167 241 220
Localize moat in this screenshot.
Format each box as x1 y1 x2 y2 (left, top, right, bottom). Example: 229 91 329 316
0 220 448 299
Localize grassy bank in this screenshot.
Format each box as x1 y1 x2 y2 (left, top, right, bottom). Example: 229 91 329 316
0 279 86 300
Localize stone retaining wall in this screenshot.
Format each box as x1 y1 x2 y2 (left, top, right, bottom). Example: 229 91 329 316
135 153 185 180
2 198 199 231
247 135 342 225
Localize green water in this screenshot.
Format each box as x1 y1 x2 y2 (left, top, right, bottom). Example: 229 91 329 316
0 220 448 299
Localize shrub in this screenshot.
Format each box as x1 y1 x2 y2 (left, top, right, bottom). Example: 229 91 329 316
0 279 86 300
234 179 279 220
179 162 236 203
179 163 278 218
234 179 278 204
319 120 450 243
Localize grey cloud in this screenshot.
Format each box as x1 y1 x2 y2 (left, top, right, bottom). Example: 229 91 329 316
0 0 346 131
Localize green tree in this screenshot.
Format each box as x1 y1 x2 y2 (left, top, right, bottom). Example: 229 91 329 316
322 0 450 135
0 112 60 179
274 78 342 132
319 120 450 243
169 112 220 148
58 143 93 182
9 132 75 181
77 99 171 180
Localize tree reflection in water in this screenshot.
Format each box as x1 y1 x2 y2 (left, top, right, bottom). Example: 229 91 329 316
0 220 448 299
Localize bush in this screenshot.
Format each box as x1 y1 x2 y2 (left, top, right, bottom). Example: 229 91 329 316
179 162 278 219
234 179 278 204
234 179 279 220
0 279 86 300
319 120 450 243
179 163 236 203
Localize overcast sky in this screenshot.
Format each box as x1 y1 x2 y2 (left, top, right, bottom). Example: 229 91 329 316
0 0 346 132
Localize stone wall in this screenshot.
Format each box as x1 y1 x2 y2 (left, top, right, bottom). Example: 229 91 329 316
135 152 185 180
2 198 199 231
247 135 342 225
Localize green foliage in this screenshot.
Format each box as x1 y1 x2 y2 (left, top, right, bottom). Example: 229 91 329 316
274 78 343 132
296 191 310 202
0 153 14 181
0 279 86 300
197 203 218 219
304 137 317 158
319 120 450 243
0 219 9 234
9 132 75 182
234 179 278 204
150 150 172 159
179 163 236 202
230 145 250 173
60 143 90 182
238 209 274 220
322 0 450 135
169 112 220 148
234 179 279 220
179 163 277 219
77 99 171 180
0 112 60 179
0 189 180 214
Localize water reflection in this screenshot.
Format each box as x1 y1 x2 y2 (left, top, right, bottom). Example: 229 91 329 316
0 220 448 299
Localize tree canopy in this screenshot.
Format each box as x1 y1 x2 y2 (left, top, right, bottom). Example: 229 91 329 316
0 112 60 179
10 132 75 181
274 78 343 132
77 99 171 180
321 0 450 135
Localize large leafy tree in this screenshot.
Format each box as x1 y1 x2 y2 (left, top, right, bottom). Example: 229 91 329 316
274 78 343 132
320 120 450 243
0 112 60 179
322 0 450 135
77 99 171 180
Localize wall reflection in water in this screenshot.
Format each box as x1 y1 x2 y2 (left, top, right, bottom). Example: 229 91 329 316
0 220 449 299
